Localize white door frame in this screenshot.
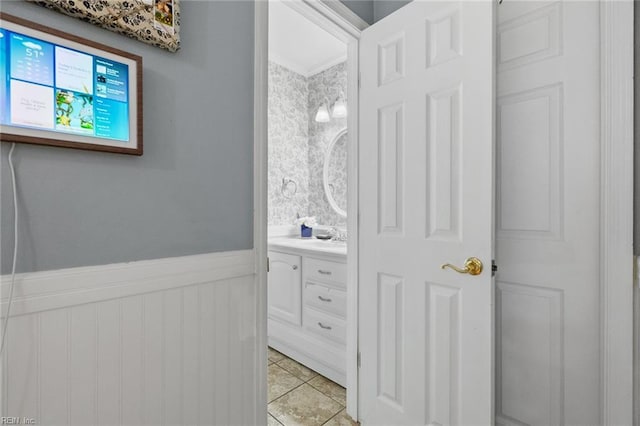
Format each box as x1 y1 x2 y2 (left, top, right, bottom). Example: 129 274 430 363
599 1 634 423
253 2 269 423
253 1 635 423
253 0 366 421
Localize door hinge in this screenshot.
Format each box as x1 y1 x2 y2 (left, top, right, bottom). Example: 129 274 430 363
357 351 361 368
492 259 498 277
267 257 270 273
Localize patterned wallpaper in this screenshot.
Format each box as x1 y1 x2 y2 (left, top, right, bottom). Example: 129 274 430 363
308 62 348 227
268 61 310 226
268 61 348 228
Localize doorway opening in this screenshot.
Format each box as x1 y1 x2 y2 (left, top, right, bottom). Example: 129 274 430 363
264 1 360 424
256 1 635 425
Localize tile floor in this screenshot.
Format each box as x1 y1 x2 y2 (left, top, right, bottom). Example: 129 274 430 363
268 347 358 426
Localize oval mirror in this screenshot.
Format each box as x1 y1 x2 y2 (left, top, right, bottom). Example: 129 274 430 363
323 128 348 217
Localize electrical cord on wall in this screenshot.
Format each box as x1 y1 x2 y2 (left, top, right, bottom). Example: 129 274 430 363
0 143 18 356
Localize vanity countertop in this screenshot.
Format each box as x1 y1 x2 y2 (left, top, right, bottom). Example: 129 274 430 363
268 236 347 259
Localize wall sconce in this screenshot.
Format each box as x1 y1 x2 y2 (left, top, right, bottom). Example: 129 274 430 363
315 93 347 122
331 95 347 118
315 103 331 123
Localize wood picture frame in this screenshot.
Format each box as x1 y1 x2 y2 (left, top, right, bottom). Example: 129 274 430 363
0 13 143 155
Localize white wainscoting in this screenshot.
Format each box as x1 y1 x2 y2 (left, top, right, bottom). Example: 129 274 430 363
1 250 258 426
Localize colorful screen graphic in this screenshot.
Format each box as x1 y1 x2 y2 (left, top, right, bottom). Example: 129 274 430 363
0 27 130 142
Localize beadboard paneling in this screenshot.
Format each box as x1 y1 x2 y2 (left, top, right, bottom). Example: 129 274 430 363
1 250 257 426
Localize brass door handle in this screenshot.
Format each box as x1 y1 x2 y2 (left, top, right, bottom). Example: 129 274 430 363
441 257 483 276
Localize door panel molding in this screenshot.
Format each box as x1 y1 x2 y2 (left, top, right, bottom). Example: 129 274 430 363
497 83 563 241
377 103 405 234
425 7 462 69
495 281 564 426
376 273 404 408
426 85 462 241
428 283 462 426
497 2 562 72
378 34 406 86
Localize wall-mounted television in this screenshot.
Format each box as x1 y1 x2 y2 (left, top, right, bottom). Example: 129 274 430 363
0 13 143 155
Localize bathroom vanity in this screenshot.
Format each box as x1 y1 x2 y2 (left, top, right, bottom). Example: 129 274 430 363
267 236 347 386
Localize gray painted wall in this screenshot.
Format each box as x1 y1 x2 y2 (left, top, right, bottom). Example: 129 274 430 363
340 0 373 25
373 0 411 22
0 0 254 273
340 0 411 24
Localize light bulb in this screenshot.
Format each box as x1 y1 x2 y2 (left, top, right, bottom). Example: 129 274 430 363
315 104 330 122
331 99 347 118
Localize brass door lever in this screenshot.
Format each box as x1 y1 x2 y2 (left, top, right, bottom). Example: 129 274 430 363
441 257 483 276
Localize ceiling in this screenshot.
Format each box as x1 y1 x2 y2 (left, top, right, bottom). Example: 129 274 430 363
269 1 347 77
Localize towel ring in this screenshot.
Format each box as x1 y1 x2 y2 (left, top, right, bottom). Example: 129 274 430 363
281 178 297 199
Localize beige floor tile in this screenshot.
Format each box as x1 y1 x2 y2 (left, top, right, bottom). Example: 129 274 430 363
308 375 346 406
268 364 303 403
268 383 343 426
323 409 358 426
269 347 286 363
277 357 318 382
268 413 283 426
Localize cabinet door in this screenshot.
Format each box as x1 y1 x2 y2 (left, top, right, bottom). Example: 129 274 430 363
268 251 302 326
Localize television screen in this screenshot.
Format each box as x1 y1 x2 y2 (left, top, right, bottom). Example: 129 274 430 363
0 14 142 155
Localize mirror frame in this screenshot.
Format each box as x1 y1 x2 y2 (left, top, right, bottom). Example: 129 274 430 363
322 127 348 218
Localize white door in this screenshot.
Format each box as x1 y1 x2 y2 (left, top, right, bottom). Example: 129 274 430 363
495 2 602 424
358 2 495 425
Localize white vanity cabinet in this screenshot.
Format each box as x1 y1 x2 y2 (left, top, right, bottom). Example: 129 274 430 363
267 239 347 386
302 258 347 346
267 251 302 326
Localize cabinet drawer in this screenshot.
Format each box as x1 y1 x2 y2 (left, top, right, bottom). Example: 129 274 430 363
303 258 347 287
304 308 346 345
304 282 346 318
